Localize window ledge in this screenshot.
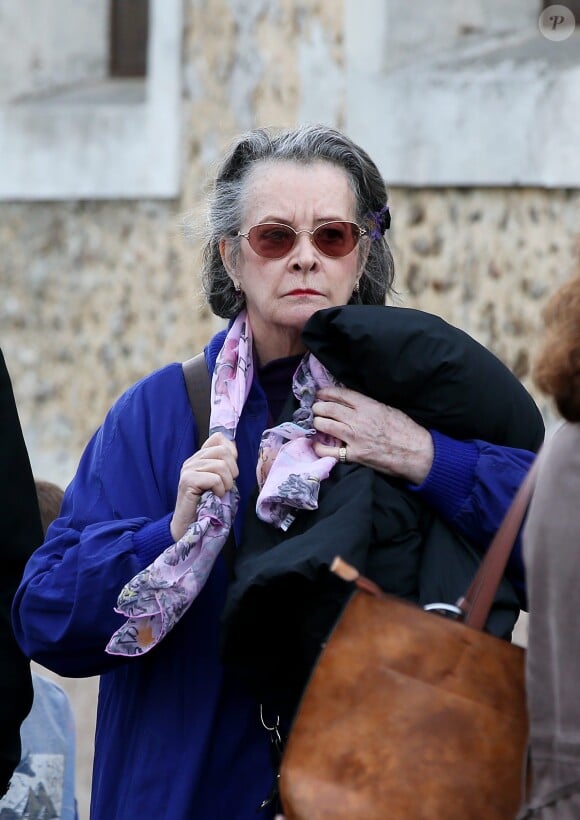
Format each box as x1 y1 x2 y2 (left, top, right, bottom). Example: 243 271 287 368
12 79 147 106
0 0 182 201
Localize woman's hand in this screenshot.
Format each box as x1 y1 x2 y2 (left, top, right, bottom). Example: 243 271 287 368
312 386 434 485
170 432 239 541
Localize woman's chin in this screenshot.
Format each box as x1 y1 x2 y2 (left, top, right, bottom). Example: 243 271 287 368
285 302 326 329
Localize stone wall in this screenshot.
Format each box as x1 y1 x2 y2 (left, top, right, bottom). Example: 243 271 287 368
0 0 107 103
3 187 577 492
387 187 580 428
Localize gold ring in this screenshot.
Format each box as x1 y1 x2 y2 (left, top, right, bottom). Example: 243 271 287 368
338 445 348 464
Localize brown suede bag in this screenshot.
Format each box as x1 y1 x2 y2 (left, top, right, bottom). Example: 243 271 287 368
279 466 537 820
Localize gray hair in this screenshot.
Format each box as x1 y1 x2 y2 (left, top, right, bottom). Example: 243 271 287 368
201 125 395 318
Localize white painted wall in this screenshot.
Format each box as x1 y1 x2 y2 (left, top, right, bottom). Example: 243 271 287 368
344 0 580 186
0 0 107 103
0 0 182 199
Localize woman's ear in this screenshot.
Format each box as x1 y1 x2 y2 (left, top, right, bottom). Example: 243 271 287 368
220 238 243 295
219 238 233 276
220 238 241 292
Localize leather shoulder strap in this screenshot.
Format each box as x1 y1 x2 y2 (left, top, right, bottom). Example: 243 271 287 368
457 456 540 630
182 352 211 444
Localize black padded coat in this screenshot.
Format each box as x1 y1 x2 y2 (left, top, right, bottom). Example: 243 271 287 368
221 306 544 715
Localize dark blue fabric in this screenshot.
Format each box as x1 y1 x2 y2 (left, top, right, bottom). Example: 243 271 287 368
12 338 274 820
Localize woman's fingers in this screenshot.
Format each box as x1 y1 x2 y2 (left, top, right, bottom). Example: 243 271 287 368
170 433 239 541
315 385 358 406
200 430 237 452
312 387 434 484
180 458 237 494
312 388 361 446
192 432 239 471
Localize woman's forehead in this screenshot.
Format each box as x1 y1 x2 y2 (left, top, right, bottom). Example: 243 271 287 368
242 159 355 220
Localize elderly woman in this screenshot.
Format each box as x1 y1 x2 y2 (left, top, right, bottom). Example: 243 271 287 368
13 126 541 820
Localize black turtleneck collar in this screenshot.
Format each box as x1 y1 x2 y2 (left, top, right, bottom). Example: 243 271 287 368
257 353 304 425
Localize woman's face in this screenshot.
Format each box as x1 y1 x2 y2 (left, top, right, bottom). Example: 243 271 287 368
221 160 367 364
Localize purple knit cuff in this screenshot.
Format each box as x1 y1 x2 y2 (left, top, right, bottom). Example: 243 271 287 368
132 514 174 569
407 429 479 522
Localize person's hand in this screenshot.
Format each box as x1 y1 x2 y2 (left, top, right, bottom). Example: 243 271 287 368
312 385 434 485
170 432 239 541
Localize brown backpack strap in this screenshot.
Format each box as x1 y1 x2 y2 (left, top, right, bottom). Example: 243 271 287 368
182 353 211 445
181 351 236 578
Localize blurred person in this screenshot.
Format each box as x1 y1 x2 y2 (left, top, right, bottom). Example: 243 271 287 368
12 126 542 820
0 349 43 797
1 478 77 819
519 273 580 818
0 674 78 820
35 479 64 538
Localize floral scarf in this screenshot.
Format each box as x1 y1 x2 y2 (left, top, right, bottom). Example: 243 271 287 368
106 310 339 657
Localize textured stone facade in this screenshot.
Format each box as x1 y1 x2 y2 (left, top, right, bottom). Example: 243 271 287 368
388 187 580 427
3 187 577 488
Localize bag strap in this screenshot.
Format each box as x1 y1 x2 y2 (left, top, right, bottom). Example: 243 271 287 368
457 456 540 630
181 352 236 579
182 353 211 444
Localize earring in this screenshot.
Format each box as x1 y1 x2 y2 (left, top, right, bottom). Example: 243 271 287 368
353 281 360 294
234 282 241 294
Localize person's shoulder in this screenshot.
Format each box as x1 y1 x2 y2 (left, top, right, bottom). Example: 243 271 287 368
543 420 580 460
118 336 225 404
112 362 186 413
531 422 580 498
94 362 192 452
99 341 221 439
127 361 184 393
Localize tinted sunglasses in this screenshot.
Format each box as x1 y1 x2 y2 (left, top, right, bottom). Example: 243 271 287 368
237 221 367 259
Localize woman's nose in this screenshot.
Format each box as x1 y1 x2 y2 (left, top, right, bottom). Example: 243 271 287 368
290 232 318 270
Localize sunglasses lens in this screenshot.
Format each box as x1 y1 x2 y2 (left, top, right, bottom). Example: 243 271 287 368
248 224 295 258
313 222 360 257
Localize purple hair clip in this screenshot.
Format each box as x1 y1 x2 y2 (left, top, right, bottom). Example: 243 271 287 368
367 205 391 240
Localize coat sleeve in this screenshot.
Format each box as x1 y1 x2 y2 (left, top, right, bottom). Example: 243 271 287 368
12 365 196 678
0 350 44 796
411 430 535 605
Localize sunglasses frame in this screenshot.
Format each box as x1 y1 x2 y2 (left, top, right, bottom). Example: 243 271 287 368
237 220 368 259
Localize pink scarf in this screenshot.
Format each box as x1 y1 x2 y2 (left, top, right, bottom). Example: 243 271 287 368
106 310 339 657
